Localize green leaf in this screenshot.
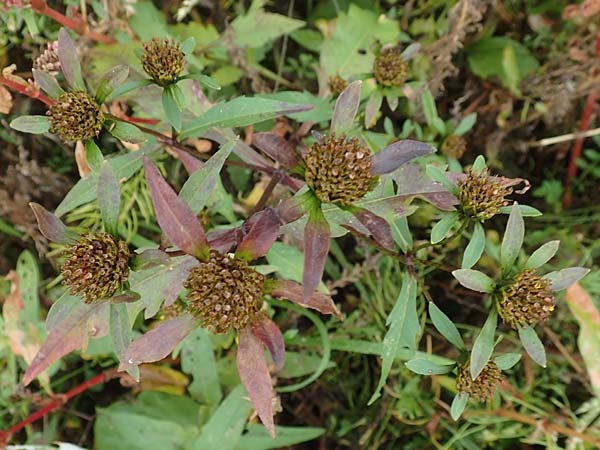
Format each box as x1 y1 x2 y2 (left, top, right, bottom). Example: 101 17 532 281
525 240 560 269
390 215 413 252
85 140 104 172
471 155 486 175
368 274 418 404
502 44 520 93
129 1 169 41
544 267 590 292
421 89 439 128
97 163 121 236
452 269 495 293
179 97 312 139
500 202 524 273
499 204 542 217
405 359 454 375
494 353 521 370
450 393 469 421
180 327 222 405
425 165 458 194
185 73 221 90
454 113 477 136
179 140 236 213
180 36 196 55
107 120 147 144
110 303 138 380
470 309 497 379
10 115 50 134
231 7 304 48
32 68 64 98
432 117 446 135
430 212 459 244
429 303 465 350
235 425 325 450
107 79 154 101
191 385 252 450
518 325 546 367
462 222 485 269
96 64 130 104
162 86 182 131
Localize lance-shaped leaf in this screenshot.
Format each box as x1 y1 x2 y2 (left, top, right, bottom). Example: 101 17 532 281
95 64 130 104
429 302 465 350
237 326 276 438
251 314 285 372
450 393 469 421
172 147 203 174
97 163 121 236
252 132 300 170
162 85 183 131
462 221 485 269
33 68 64 98
431 212 459 244
29 202 78 244
470 309 497 379
518 325 546 367
108 120 147 144
57 28 85 91
119 314 196 374
495 353 521 370
144 157 209 259
525 240 560 269
500 202 524 272
544 267 590 291
372 140 436 175
330 80 361 135
110 303 138 379
10 115 50 134
303 206 330 300
405 359 455 375
23 302 106 385
453 269 495 293
236 208 280 261
350 207 395 250
268 280 342 319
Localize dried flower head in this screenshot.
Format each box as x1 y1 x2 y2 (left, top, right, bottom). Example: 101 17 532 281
305 134 376 204
328 75 348 96
441 135 467 159
141 38 185 86
457 169 512 221
61 232 130 303
373 46 409 87
47 91 104 142
185 250 265 334
498 269 555 329
33 41 60 75
456 361 503 402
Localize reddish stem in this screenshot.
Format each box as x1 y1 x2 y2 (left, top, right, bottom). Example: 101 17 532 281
563 31 600 208
0 370 117 445
0 76 54 106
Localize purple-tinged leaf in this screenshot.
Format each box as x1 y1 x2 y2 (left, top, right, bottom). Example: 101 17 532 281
364 91 383 129
351 208 395 251
144 157 210 259
544 267 590 292
372 140 436 175
311 130 323 144
29 202 78 244
97 163 121 236
237 326 276 438
252 132 300 170
57 28 85 91
23 302 106 385
330 80 361 135
251 314 285 372
276 197 305 225
389 164 459 211
208 227 245 254
172 147 204 174
237 208 280 261
32 68 64 98
95 64 130 104
268 280 342 320
133 248 172 270
303 208 330 300
119 314 195 374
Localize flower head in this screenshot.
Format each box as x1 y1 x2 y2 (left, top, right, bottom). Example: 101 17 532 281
373 46 409 87
328 75 348 96
141 38 185 86
33 41 60 75
61 232 130 303
184 250 266 334
304 133 376 204
457 169 513 221
498 269 555 329
47 91 104 142
441 135 467 159
456 361 503 402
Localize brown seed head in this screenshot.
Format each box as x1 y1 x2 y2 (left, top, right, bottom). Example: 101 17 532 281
184 250 265 334
456 361 503 402
441 135 467 159
61 232 130 303
328 75 348 96
33 41 60 75
498 269 555 329
373 46 409 87
457 169 512 221
141 38 185 86
304 134 376 204
47 91 104 142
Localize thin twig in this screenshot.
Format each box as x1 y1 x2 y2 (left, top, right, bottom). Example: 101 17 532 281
528 126 600 147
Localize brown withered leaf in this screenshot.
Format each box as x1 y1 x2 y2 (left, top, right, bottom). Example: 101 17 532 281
74 141 91 177
138 364 189 395
0 85 12 114
269 279 342 320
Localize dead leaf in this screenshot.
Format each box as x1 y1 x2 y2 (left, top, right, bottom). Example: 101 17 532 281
138 364 189 395
74 141 91 177
0 85 12 114
2 64 28 86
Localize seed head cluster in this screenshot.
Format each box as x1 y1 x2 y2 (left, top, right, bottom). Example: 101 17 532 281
184 250 265 334
457 169 513 221
33 41 60 75
304 134 376 204
141 38 185 86
441 135 467 159
498 269 555 329
456 361 503 402
61 233 130 303
373 47 409 87
328 75 348 96
47 91 104 142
